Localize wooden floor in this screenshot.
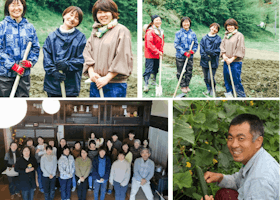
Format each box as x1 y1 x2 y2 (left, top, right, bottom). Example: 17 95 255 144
0 176 159 200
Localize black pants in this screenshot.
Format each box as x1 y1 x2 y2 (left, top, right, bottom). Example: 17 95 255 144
0 75 30 97
47 93 77 97
76 176 88 200
176 57 193 87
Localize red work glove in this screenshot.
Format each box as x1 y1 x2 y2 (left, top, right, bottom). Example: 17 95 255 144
184 52 191 58
21 60 32 68
190 50 194 54
11 63 25 76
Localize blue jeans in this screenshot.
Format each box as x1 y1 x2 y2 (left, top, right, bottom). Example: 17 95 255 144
72 172 76 188
42 176 56 200
59 178 72 200
88 172 93 188
21 189 34 200
90 82 127 97
37 164 43 190
76 176 88 200
143 58 159 84
94 180 107 200
7 176 19 195
114 180 128 200
223 62 246 97
202 67 217 91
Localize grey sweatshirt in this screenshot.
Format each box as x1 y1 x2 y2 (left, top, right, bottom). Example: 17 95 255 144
41 154 57 177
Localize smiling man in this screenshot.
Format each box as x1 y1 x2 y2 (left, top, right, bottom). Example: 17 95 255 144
202 114 279 200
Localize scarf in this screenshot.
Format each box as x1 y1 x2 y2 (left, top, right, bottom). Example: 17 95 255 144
95 19 118 38
151 25 164 38
225 29 238 39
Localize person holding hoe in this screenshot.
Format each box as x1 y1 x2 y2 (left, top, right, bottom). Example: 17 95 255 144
201 114 279 200
43 6 87 97
83 0 133 97
220 18 246 97
143 14 164 92
174 17 198 94
200 23 221 97
0 0 40 97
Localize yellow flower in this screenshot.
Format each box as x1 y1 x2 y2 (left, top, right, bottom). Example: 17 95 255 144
213 158 218 164
222 100 227 102
186 162 191 168
205 141 209 144
189 170 193 175
208 150 211 152
189 126 192 129
250 101 254 106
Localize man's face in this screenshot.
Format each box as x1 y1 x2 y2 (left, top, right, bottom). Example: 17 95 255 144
227 122 262 165
129 133 134 139
112 135 117 142
141 149 150 161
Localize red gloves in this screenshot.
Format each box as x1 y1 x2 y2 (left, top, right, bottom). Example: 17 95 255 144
190 50 194 54
11 63 24 75
21 60 32 68
184 52 191 58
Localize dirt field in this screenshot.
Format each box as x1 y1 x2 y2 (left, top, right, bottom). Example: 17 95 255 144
161 43 279 98
29 49 137 98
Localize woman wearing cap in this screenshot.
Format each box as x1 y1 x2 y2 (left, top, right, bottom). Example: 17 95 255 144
143 14 164 92
43 6 87 97
83 0 133 97
0 0 40 97
174 17 198 93
220 18 245 97
200 23 222 96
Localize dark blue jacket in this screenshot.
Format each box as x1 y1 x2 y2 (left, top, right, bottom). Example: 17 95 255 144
200 34 221 69
43 28 86 96
0 16 40 77
92 155 111 180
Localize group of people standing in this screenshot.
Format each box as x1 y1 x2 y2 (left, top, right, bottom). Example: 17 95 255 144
143 15 246 97
0 0 133 97
4 130 155 200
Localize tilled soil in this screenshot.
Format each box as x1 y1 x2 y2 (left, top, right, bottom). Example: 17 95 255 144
163 54 279 98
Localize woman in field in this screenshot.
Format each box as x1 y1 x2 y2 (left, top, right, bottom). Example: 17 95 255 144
200 23 222 96
174 17 198 94
143 15 164 92
220 18 246 97
43 6 87 97
4 142 21 199
83 0 133 97
0 0 40 97
15 146 38 200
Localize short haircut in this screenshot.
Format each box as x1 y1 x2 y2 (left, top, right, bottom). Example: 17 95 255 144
229 114 264 142
38 136 44 140
180 17 191 28
74 141 81 146
224 18 238 30
21 146 31 156
112 132 118 137
79 148 88 157
46 145 53 151
26 137 33 142
62 145 70 152
89 140 96 146
118 150 125 156
128 130 135 135
92 0 119 23
5 0 27 17
134 139 141 144
62 6 83 26
210 22 220 32
98 147 107 153
140 147 151 154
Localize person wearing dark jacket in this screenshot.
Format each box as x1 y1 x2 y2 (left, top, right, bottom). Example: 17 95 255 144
200 23 221 96
92 148 111 200
0 0 40 97
43 6 87 97
15 146 38 200
4 142 21 199
112 133 122 152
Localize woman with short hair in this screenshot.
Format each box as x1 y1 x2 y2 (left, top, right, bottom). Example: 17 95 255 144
0 0 40 97
15 146 38 200
174 17 198 93
4 142 21 199
43 6 87 97
220 18 246 97
83 0 133 97
41 145 57 200
122 143 133 164
75 148 92 200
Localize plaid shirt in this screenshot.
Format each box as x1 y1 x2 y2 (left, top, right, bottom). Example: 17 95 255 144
0 16 40 77
133 158 154 183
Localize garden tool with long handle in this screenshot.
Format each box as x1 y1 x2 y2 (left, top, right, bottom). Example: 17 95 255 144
156 55 163 96
59 70 66 98
226 62 237 98
173 41 194 98
208 57 215 98
10 41 32 98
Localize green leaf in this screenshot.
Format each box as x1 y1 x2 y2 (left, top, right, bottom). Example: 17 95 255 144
173 171 193 189
192 112 206 124
194 148 214 166
218 145 233 168
264 121 278 135
224 104 238 117
174 118 195 144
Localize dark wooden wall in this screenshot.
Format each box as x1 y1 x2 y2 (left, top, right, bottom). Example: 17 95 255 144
0 129 6 174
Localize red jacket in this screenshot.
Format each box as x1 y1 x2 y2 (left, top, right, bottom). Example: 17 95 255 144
144 28 164 59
